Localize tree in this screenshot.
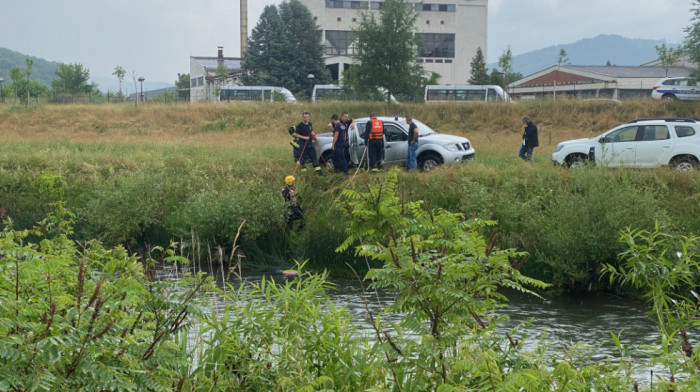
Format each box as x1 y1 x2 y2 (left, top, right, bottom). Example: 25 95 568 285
24 57 34 106
498 46 513 76
175 73 190 101
684 0 700 76
343 0 424 102
241 0 330 99
9 66 22 98
51 63 94 97
554 48 570 100
655 44 682 77
557 48 570 66
214 64 229 97
113 65 126 97
468 47 489 85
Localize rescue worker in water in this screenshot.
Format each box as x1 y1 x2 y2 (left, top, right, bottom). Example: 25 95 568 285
281 175 305 231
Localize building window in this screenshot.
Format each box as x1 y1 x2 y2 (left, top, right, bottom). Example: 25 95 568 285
418 33 455 58
325 30 355 55
326 1 368 9
417 3 456 12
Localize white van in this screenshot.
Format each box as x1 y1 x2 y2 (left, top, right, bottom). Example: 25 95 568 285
219 86 297 102
312 84 399 103
424 85 511 103
651 77 700 101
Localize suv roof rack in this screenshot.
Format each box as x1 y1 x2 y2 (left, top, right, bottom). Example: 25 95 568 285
626 118 698 124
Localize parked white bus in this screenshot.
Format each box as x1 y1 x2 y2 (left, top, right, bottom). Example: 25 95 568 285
312 84 399 103
424 85 511 103
219 86 297 102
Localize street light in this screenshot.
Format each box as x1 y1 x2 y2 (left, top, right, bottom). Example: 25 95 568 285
307 74 315 102
0 78 3 103
138 76 145 103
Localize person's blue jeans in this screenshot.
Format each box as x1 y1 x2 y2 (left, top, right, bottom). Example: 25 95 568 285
407 142 419 170
519 144 534 163
332 144 348 175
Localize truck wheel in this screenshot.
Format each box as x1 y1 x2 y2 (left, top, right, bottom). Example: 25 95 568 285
671 156 698 172
565 154 588 169
321 151 335 171
418 153 443 171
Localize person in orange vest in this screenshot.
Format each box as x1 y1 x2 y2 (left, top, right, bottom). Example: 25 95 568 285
362 113 385 171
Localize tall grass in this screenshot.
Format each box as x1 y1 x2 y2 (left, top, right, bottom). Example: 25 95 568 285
1 100 699 291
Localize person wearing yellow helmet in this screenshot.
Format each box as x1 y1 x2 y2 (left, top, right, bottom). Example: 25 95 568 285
281 175 304 230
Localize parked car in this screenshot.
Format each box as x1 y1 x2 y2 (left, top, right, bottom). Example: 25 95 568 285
651 77 700 101
552 118 700 171
315 116 475 171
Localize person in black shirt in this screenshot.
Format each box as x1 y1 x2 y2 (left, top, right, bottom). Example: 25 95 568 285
293 112 323 175
406 116 419 171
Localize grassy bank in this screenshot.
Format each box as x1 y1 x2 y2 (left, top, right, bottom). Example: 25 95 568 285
1 100 699 291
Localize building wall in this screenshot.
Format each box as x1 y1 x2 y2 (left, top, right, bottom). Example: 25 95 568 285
189 58 209 102
301 0 488 85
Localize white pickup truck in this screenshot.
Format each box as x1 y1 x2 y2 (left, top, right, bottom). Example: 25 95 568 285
314 116 475 171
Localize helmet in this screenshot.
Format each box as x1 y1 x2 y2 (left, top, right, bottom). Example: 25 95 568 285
285 175 295 185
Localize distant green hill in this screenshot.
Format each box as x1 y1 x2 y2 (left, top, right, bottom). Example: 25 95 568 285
488 34 677 77
0 47 61 85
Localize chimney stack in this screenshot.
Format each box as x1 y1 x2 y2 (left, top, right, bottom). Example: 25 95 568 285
240 0 248 58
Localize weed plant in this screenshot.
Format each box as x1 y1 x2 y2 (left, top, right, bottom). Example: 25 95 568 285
1 170 698 390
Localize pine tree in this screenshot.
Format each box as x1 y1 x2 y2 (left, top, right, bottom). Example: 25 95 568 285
468 47 489 85
241 0 330 99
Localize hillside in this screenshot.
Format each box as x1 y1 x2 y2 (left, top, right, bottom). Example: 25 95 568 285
490 34 675 77
0 47 60 85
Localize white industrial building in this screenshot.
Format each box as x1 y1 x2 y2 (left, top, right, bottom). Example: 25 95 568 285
301 0 488 85
189 47 242 102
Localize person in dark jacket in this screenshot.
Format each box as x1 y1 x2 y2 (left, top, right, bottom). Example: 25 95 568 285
519 116 539 163
406 116 419 171
332 112 352 175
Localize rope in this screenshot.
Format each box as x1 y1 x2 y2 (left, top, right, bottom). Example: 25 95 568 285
291 138 310 177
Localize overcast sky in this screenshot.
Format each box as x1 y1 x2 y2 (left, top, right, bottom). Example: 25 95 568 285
0 0 693 89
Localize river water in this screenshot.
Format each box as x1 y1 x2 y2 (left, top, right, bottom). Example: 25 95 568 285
160 265 662 382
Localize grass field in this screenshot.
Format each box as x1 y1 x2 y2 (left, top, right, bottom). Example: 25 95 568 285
1 99 699 291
